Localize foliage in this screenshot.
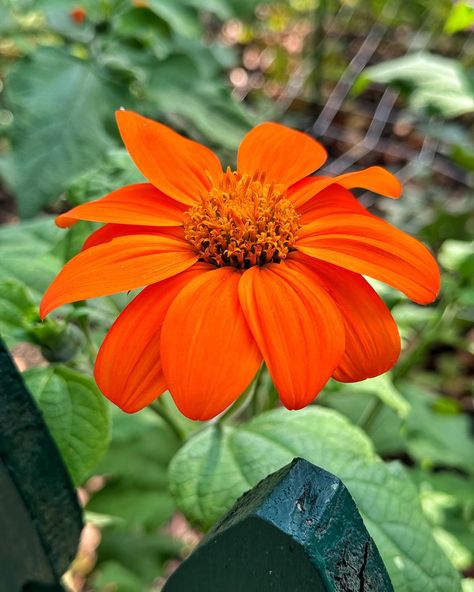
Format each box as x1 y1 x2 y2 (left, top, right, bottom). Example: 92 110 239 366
24 365 111 485
169 407 461 592
0 0 472 590
0 0 254 216
355 53 474 119
87 408 182 589
3 46 126 217
444 1 474 34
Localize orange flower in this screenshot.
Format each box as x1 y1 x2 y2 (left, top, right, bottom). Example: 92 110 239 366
70 6 87 24
40 111 440 420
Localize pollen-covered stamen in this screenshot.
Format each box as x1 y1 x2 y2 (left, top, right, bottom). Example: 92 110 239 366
184 168 300 269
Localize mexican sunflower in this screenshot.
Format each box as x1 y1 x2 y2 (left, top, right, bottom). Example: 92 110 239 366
40 110 440 420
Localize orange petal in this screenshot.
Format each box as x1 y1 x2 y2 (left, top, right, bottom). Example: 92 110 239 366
82 224 161 250
288 166 402 208
334 166 402 197
82 224 184 250
288 253 401 382
95 263 211 413
40 235 198 318
296 183 370 225
297 209 440 304
237 122 327 187
116 110 222 205
160 267 262 420
56 183 186 228
238 263 345 409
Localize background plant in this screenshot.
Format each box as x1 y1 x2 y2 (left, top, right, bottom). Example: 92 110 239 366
0 0 472 591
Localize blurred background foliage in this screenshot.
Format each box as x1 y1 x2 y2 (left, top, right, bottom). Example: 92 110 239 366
0 0 473 590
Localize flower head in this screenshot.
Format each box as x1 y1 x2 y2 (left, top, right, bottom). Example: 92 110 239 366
40 111 440 420
70 6 86 24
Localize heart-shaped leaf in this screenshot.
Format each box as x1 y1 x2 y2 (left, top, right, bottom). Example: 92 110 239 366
169 407 460 592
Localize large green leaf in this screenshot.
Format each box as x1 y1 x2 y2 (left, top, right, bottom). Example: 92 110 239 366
0 217 62 296
24 365 110 484
2 46 128 217
355 52 474 118
169 407 461 592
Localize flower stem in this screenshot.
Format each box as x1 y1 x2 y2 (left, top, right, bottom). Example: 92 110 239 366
392 300 456 382
219 364 264 425
357 397 383 432
150 398 186 442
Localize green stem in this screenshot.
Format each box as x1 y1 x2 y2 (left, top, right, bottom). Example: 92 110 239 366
252 365 277 415
76 311 98 367
150 399 186 442
393 301 456 382
219 365 264 425
357 397 383 432
359 297 456 432
313 0 327 104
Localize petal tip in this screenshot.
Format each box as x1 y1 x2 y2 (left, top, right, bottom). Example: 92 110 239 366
55 213 73 228
372 166 403 198
38 298 50 320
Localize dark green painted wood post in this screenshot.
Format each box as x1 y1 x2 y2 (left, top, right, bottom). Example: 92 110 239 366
0 339 83 592
164 458 393 592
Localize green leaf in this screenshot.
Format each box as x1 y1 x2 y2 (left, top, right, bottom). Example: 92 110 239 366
93 561 145 592
338 374 411 419
438 240 474 274
355 52 474 118
444 1 474 34
93 530 181 590
87 407 179 529
410 469 474 571
40 3 96 43
320 387 405 456
148 54 253 149
400 383 474 474
0 279 36 344
463 580 474 592
0 2 16 34
432 528 472 571
88 408 181 588
113 7 172 46
170 407 461 592
147 0 201 38
3 46 128 216
0 217 62 297
88 487 175 531
23 366 110 484
66 148 144 206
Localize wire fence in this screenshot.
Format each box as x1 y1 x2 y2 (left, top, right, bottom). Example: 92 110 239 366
231 0 472 200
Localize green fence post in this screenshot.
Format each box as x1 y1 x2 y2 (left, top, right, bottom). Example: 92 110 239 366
164 458 393 592
0 339 83 592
